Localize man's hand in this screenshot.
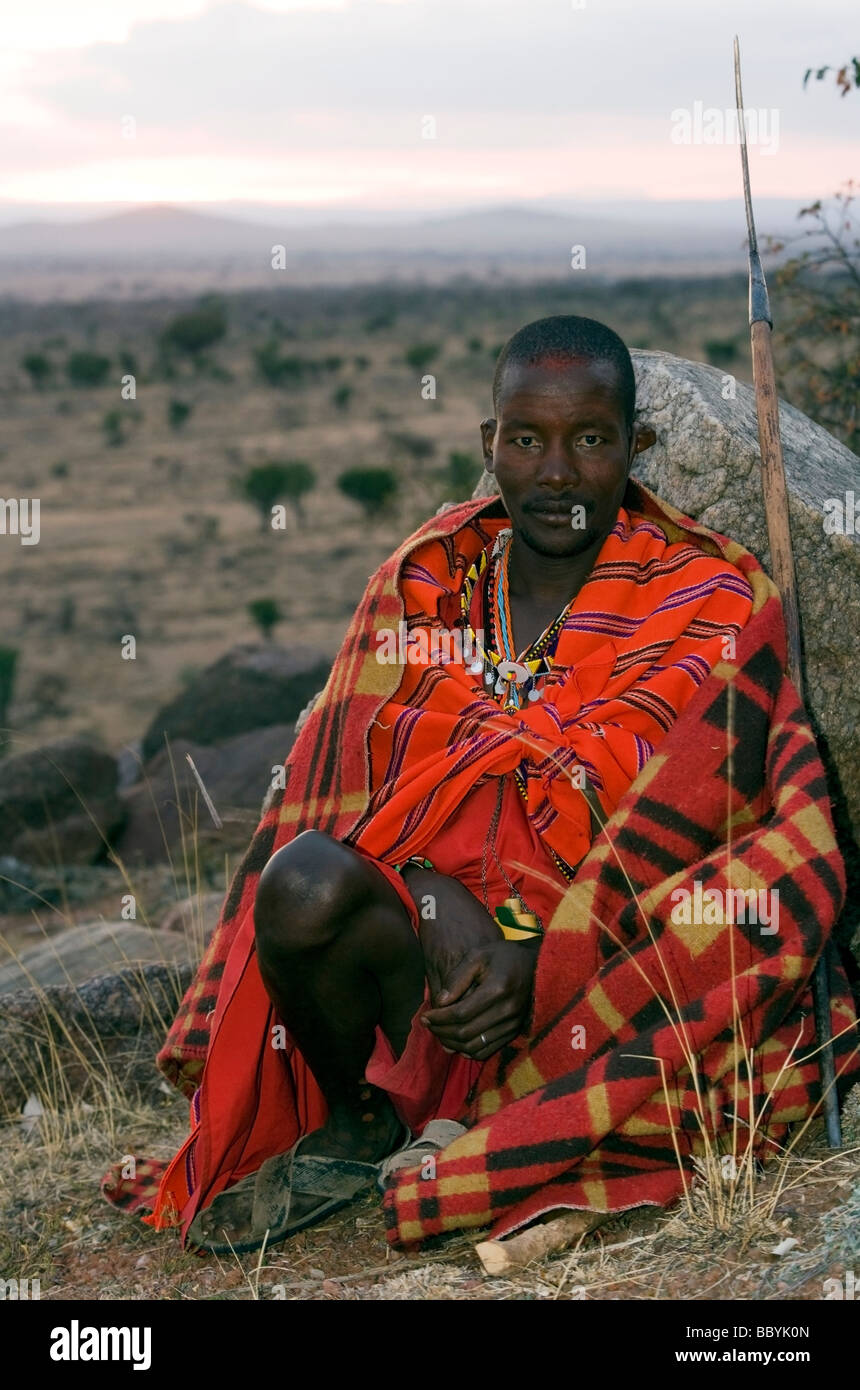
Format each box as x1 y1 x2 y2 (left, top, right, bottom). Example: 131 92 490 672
421 939 538 1061
400 865 501 1007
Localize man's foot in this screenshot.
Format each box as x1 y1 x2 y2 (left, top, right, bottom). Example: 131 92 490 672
190 1094 407 1251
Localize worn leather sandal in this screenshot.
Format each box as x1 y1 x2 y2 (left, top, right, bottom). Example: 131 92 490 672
376 1119 468 1192
188 1124 410 1255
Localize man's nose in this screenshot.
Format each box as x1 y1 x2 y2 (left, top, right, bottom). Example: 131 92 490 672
534 442 580 487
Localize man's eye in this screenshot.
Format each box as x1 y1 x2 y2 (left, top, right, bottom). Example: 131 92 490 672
513 435 538 448
578 434 604 448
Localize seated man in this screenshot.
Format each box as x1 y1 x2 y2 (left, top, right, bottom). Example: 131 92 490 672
108 315 858 1252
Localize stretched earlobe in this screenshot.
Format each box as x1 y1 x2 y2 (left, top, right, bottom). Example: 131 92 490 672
633 427 656 456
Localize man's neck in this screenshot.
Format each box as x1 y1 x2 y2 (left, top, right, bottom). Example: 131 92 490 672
507 529 610 610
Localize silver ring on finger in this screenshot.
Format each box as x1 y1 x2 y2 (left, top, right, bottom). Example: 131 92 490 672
480 1033 487 1047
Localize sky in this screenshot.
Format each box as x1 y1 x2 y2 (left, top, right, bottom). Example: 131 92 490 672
1 0 857 217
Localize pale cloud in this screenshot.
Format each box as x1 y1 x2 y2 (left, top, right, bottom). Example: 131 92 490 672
3 0 857 208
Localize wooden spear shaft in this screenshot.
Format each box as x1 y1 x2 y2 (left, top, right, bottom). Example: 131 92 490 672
733 37 841 1148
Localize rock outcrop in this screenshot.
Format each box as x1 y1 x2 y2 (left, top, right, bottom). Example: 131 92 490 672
0 920 192 994
0 736 123 865
116 722 296 863
0 961 193 1115
140 643 330 761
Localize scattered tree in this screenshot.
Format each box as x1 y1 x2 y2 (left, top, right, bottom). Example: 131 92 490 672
767 184 860 451
248 598 283 642
21 353 52 388
66 350 111 387
240 461 315 529
337 466 398 517
276 460 316 520
161 300 227 358
387 430 436 461
703 338 739 367
167 398 192 430
102 409 125 447
364 309 396 333
444 450 481 498
404 343 439 371
803 58 859 96
255 340 312 386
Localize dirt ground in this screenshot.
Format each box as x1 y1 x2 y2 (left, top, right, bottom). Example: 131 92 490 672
1 1084 857 1301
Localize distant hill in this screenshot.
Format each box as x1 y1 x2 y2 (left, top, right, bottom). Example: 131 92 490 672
0 200 801 299
0 200 765 260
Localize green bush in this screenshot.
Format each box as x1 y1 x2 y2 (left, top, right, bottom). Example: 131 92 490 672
102 409 125 446
161 302 227 356
240 461 316 528
167 399 193 430
332 384 353 411
66 350 111 387
248 598 283 641
704 338 739 367
445 450 481 497
387 430 436 461
404 343 439 371
22 353 53 387
364 310 396 333
276 460 316 518
254 341 316 387
337 467 398 517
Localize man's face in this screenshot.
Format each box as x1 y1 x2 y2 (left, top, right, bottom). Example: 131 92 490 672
481 356 635 559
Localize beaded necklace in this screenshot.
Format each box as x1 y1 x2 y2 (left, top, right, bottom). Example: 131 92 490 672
459 530 585 921
460 528 571 712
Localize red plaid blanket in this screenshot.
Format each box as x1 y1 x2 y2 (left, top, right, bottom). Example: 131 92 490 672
105 483 859 1243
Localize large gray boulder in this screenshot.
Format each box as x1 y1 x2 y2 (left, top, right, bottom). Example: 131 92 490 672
116 722 296 863
0 960 193 1116
476 349 860 845
0 736 123 865
141 643 331 761
0 920 192 994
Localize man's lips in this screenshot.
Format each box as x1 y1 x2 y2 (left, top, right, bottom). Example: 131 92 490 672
525 501 590 524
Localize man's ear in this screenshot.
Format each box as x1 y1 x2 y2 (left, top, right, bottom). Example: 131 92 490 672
633 426 656 457
480 418 496 472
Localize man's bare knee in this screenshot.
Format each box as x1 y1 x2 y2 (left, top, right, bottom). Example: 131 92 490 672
254 830 367 959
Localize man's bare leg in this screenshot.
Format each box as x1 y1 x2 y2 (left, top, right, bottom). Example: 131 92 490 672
254 829 425 1169
189 829 426 1244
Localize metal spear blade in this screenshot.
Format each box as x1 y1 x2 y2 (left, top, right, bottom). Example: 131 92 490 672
733 35 757 254
733 35 771 326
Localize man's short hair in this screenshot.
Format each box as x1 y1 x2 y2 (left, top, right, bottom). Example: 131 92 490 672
492 315 636 432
